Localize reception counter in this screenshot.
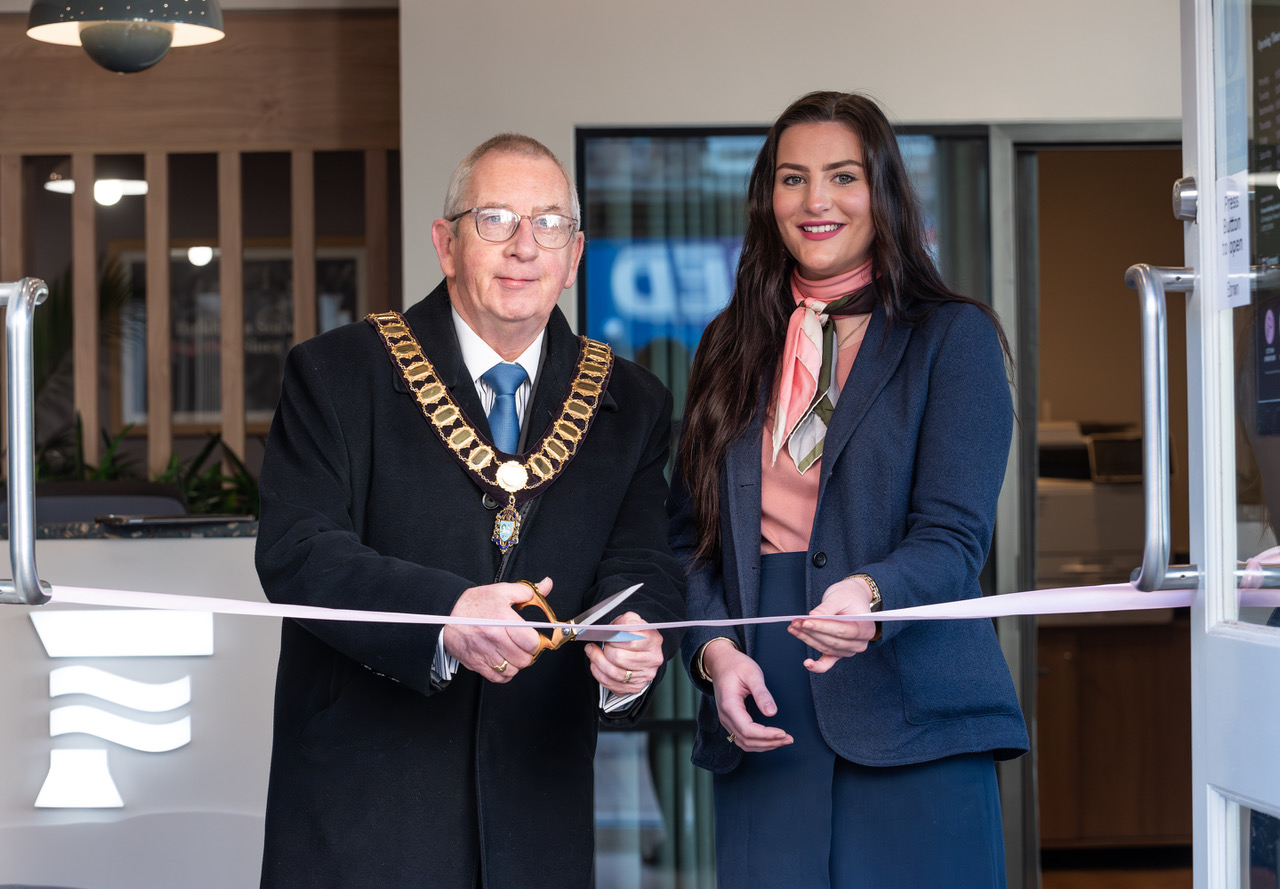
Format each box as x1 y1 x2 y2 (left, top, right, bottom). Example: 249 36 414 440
0 521 275 889
0 520 674 889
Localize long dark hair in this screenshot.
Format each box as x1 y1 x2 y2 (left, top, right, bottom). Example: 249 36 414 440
677 90 1009 564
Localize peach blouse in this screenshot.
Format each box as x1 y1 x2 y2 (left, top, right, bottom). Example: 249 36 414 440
761 313 871 554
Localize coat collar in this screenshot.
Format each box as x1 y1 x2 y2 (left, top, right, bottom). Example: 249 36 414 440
401 281 486 428
397 280 599 448
522 299 583 444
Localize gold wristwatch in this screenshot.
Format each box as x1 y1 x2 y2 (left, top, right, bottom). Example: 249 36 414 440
849 573 883 640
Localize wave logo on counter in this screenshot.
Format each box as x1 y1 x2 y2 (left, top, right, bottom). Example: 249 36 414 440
28 610 213 808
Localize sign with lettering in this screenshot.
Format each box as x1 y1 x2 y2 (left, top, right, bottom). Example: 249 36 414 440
1220 170 1251 308
584 237 742 360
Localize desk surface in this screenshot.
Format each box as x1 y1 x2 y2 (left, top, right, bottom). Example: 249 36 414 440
0 518 258 540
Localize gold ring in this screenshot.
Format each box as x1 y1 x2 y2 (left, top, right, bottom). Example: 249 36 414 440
726 732 736 745
623 669 633 684
493 660 508 673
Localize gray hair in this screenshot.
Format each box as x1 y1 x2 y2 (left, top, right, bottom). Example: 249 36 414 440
443 133 581 226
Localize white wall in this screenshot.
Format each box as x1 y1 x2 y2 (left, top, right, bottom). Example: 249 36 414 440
400 0 1182 312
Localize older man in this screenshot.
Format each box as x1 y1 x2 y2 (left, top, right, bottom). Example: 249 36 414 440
255 134 686 889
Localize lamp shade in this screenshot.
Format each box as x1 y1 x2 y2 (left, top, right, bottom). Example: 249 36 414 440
27 0 224 74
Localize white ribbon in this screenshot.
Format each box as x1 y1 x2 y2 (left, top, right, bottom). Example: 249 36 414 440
41 578 1280 633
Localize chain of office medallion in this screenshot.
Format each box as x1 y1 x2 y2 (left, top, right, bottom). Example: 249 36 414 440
367 311 613 505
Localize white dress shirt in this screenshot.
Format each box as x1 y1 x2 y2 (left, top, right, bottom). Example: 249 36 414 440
430 307 645 712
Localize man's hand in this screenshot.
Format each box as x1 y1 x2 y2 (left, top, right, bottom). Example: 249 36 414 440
703 638 792 752
585 611 664 696
441 576 548 683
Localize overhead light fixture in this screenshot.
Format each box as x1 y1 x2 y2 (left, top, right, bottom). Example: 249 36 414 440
43 158 148 207
26 0 225 75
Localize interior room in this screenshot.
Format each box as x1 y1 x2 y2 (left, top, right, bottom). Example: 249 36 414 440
1033 145 1190 888
0 1 1242 888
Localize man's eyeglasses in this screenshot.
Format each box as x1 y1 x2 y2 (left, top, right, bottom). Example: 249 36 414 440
447 207 579 250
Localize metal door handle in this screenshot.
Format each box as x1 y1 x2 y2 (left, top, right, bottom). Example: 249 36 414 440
0 278 50 605
1123 263 1280 590
1123 264 1199 590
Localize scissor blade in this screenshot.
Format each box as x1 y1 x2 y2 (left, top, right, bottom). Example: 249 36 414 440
570 626 643 643
571 583 642 627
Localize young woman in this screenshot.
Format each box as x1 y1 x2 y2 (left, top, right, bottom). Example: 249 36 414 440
671 91 1028 888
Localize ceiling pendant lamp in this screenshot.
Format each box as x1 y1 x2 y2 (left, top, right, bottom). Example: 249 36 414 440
26 0 225 75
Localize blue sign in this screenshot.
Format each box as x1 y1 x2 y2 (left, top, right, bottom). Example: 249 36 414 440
584 237 743 361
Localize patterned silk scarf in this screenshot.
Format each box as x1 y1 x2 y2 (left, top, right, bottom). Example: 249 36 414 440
771 260 876 473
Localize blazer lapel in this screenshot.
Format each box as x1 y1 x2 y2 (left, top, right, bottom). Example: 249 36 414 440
724 396 765 650
818 306 911 481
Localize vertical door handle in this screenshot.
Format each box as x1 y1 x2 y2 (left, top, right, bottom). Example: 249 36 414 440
0 278 51 605
1123 264 1200 591
1124 263 1280 591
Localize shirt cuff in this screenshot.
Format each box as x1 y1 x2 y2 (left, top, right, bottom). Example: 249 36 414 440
600 682 650 714
431 636 459 689
435 637 648 712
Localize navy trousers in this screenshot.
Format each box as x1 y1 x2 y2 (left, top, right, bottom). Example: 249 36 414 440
712 553 1007 889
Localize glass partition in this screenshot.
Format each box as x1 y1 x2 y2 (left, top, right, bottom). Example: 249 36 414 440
1231 0 1280 625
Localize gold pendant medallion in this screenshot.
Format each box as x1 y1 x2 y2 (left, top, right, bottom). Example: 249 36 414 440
495 460 529 492
367 312 613 552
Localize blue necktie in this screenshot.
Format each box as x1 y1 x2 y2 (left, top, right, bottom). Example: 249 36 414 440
481 362 528 454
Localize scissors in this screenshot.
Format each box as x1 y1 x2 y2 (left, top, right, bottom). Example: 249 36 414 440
516 581 643 662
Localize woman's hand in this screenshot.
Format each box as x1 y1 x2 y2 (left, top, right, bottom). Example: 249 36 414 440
703 638 793 752
788 576 879 673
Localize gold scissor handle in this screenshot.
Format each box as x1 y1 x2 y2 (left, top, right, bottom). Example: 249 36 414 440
516 579 573 662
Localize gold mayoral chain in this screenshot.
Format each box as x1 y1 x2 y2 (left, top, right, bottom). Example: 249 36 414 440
367 311 614 553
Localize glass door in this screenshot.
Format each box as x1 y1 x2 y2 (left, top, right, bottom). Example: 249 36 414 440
1181 0 1280 885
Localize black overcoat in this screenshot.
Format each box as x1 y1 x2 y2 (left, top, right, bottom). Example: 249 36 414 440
255 282 686 889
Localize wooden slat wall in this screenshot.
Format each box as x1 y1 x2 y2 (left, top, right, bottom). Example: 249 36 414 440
365 149 390 315
71 152 97 465
0 156 20 281
291 150 316 345
0 10 399 481
0 154 22 462
0 12 399 153
218 151 245 462
145 153 172 478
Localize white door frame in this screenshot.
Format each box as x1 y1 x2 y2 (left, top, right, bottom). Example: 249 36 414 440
1181 0 1280 886
987 119 1179 889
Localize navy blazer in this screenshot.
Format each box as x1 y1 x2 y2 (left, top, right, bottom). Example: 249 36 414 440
671 299 1028 773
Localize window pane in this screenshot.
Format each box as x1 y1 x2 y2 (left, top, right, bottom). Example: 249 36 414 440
581 133 761 420
169 153 221 426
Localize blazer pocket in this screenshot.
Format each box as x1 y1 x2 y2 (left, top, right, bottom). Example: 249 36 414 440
894 622 1022 725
